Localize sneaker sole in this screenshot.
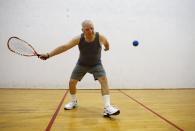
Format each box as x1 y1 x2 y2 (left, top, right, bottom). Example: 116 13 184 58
64 105 77 110
103 110 120 117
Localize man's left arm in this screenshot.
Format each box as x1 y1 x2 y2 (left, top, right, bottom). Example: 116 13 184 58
99 34 110 51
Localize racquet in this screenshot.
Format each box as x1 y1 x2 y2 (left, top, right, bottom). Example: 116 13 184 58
7 36 40 57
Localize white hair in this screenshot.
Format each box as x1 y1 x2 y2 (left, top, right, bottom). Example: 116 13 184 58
81 20 94 28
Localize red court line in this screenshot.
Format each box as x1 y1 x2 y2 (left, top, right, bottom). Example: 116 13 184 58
45 90 69 131
119 90 184 131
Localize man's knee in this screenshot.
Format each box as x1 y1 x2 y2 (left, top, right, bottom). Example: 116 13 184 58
98 76 107 82
69 79 78 87
98 76 108 86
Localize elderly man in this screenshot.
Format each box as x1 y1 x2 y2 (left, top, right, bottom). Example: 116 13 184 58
39 20 120 116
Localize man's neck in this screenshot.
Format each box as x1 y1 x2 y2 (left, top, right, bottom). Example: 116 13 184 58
84 33 95 42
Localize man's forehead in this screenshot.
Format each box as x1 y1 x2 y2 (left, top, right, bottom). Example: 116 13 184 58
83 24 94 29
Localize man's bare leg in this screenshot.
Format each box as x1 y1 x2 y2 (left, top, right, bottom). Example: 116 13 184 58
98 76 120 116
64 79 78 110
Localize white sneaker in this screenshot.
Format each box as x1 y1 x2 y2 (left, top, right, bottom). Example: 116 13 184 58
64 101 78 110
103 105 120 116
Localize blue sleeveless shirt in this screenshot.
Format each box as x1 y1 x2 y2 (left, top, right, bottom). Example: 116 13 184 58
77 32 102 66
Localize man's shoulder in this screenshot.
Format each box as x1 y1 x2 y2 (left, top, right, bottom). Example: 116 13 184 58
73 35 82 40
98 33 107 42
68 35 81 45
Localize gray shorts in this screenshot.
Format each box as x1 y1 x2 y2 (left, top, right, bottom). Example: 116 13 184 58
70 64 106 81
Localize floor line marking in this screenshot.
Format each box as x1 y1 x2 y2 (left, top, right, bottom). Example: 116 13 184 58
119 90 184 131
45 90 69 131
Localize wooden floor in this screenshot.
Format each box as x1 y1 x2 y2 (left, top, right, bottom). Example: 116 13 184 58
0 89 195 131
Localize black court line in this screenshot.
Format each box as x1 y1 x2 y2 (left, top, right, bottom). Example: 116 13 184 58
45 90 69 131
119 90 184 131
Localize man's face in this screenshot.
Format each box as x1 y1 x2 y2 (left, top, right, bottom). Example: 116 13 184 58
82 24 94 37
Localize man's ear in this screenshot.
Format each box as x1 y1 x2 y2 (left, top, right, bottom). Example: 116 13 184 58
81 28 84 32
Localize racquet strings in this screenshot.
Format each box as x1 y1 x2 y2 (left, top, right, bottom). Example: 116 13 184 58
8 37 36 56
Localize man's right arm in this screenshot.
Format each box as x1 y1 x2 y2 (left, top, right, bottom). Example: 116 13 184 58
39 36 80 60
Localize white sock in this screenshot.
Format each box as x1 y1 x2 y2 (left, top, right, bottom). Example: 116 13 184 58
71 94 77 102
103 95 110 108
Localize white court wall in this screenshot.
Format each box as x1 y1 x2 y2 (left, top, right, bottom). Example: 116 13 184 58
0 0 195 89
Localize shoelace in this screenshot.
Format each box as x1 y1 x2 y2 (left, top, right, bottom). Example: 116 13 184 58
68 101 77 106
105 105 118 113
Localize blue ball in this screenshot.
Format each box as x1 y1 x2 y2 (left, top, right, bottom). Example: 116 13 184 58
133 40 139 46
